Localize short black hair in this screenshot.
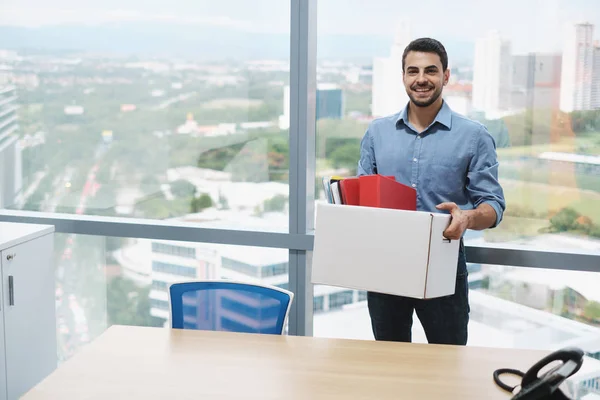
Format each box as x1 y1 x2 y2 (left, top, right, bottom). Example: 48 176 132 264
402 38 448 71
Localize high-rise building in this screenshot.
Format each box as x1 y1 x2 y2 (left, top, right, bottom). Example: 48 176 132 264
592 41 600 109
371 22 412 118
0 85 21 209
512 53 562 110
472 30 512 118
315 84 344 121
279 84 344 130
559 23 595 112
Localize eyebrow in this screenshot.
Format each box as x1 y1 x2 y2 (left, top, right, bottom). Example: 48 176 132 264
406 65 439 70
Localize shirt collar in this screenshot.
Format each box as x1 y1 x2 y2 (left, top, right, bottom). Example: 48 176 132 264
396 100 453 130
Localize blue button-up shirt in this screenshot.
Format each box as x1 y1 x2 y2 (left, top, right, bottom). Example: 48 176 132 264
357 101 505 227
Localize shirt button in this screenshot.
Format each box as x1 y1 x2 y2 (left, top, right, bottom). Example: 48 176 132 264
412 183 416 188
417 135 421 139
413 158 417 162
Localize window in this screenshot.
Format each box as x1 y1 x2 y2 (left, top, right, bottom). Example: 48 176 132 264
314 0 600 254
152 261 197 278
151 280 169 291
221 257 261 278
3 0 291 233
314 264 600 354
358 290 367 302
150 299 169 311
50 233 289 362
152 243 196 259
314 295 324 313
0 0 598 363
262 262 289 277
313 0 600 346
328 290 354 309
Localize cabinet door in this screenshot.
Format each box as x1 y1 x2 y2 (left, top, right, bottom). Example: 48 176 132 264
3 234 56 399
0 259 7 400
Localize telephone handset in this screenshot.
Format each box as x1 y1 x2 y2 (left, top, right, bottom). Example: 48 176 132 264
493 347 584 400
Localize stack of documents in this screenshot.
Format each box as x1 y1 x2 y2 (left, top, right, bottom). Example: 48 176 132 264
321 174 417 211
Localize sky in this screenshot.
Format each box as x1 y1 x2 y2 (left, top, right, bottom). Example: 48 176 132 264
1 0 600 55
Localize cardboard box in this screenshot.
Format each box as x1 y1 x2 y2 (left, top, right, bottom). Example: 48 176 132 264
311 203 460 299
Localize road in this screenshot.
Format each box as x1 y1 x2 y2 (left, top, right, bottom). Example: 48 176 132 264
54 141 109 361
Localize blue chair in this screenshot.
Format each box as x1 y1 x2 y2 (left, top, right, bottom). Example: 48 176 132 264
168 280 294 335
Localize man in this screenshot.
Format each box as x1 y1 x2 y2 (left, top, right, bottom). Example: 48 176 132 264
357 38 505 346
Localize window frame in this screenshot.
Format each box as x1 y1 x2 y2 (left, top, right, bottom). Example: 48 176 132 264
1 0 599 337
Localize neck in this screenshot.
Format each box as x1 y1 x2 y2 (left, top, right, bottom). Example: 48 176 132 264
408 98 443 131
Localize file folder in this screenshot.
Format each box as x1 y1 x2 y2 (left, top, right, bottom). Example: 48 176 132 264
339 177 360 206
359 175 417 211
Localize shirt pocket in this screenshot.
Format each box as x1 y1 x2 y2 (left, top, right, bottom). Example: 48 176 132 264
426 159 466 197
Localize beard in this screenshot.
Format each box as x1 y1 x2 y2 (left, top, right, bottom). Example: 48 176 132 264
407 84 443 108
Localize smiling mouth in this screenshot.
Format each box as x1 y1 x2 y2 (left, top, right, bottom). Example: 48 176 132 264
413 87 433 93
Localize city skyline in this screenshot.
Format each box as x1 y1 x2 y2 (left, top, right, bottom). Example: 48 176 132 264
1 0 600 60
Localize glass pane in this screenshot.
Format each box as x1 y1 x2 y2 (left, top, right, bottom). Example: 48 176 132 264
314 0 600 252
54 233 289 362
314 264 600 353
1 0 290 231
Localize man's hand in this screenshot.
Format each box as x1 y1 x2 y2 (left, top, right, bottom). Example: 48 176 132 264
435 202 469 240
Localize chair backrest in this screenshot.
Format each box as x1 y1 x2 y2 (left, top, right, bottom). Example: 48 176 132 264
168 280 294 335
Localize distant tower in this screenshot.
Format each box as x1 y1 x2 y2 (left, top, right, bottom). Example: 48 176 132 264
472 30 512 118
559 23 595 112
371 21 412 118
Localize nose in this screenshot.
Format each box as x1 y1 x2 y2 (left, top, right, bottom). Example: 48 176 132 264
416 73 428 85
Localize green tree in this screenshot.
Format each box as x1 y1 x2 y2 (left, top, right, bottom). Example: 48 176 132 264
328 141 361 175
191 193 213 213
589 225 600 239
571 110 600 133
583 301 600 321
549 208 580 232
106 277 163 327
136 193 189 219
263 194 287 212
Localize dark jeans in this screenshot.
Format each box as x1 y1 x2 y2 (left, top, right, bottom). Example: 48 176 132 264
366 241 470 345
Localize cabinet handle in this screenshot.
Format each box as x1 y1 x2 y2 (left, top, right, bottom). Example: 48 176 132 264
8 276 14 306
6 253 15 261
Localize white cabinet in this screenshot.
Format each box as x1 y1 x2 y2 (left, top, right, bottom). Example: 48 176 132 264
0 222 56 400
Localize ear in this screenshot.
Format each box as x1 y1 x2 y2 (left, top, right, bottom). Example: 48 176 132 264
443 68 450 86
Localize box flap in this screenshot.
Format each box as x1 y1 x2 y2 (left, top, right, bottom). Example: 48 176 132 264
424 214 460 298
312 203 432 299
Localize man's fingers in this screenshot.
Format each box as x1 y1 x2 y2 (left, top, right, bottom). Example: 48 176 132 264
443 228 461 240
436 202 452 210
436 202 458 212
443 222 458 239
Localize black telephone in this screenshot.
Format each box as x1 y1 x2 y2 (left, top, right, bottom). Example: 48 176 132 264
493 347 584 400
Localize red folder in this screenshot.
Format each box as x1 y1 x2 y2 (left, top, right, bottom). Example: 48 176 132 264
358 175 417 211
339 177 360 206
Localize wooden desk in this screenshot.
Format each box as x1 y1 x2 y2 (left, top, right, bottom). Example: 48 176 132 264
23 325 548 399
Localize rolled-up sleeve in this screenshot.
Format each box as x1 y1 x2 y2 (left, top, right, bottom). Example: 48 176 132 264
467 125 506 228
357 127 377 176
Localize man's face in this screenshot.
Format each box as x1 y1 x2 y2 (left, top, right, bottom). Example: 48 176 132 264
403 51 449 108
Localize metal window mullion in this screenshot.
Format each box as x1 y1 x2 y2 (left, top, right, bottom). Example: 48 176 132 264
1 211 599 273
287 0 316 336
0 210 312 250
